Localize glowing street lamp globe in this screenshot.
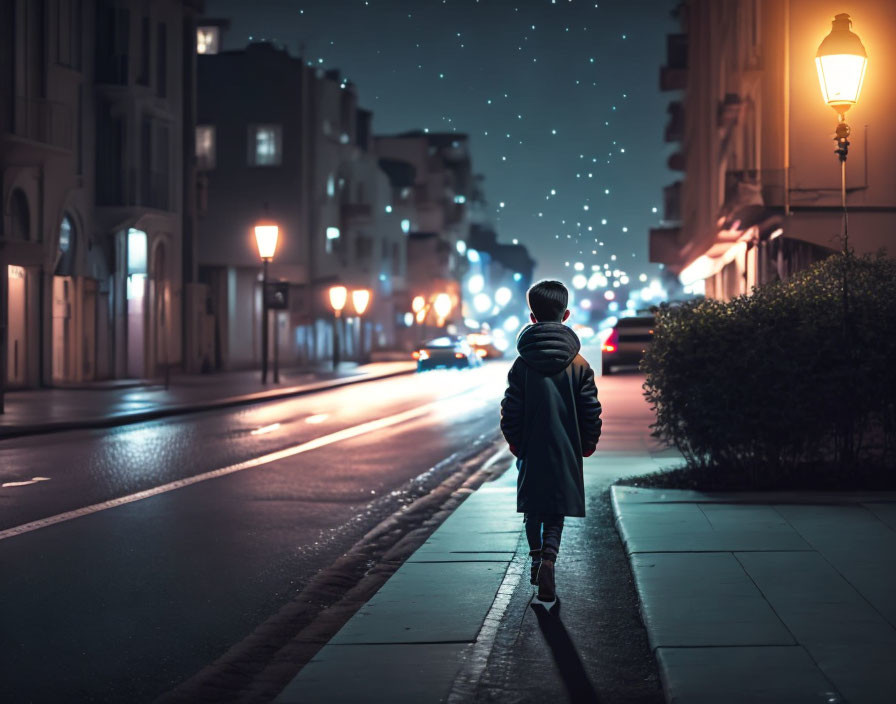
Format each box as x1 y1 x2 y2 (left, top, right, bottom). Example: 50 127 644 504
815 13 867 116
352 289 371 316
254 223 279 260
433 293 452 320
329 285 348 313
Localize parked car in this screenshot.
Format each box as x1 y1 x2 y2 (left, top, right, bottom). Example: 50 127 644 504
413 336 483 371
601 316 655 375
465 332 503 359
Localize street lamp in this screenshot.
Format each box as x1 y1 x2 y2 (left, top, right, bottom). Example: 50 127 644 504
254 221 279 383
815 12 867 250
351 288 372 363
433 293 452 326
329 285 347 370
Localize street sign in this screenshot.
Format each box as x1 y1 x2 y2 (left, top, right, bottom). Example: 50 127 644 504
265 282 289 310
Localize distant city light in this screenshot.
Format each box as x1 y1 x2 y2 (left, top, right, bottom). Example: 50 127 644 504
468 274 485 294
513 272 522 282
326 226 340 240
467 248 480 263
385 205 393 213
639 273 648 282
401 219 411 233
604 291 615 301
403 312 414 326
572 274 587 289
503 315 520 332
495 287 513 306
473 293 492 312
574 262 585 271
608 301 619 312
454 194 467 204
580 299 592 309
457 240 467 255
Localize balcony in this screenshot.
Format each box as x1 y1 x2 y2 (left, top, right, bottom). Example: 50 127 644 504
649 226 682 267
663 181 682 222
10 96 73 151
664 102 684 143
659 34 688 91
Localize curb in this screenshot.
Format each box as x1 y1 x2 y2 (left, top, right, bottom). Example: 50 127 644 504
0 367 415 440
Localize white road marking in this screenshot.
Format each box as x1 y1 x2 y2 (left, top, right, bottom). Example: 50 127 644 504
305 414 328 424
2 477 51 488
250 423 281 435
0 398 452 542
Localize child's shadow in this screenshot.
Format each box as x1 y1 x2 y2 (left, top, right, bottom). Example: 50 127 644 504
530 598 602 703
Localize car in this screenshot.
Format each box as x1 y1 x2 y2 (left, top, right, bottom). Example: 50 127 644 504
465 332 503 359
413 336 483 371
601 315 655 375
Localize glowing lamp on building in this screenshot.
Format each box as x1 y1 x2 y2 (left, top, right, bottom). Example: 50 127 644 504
433 293 452 320
411 295 425 313
815 14 867 115
495 287 512 306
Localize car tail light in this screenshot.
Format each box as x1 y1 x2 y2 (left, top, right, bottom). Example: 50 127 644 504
454 352 465 359
476 348 487 357
601 328 618 353
412 351 420 359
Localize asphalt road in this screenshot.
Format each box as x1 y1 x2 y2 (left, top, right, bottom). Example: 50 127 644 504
0 362 510 703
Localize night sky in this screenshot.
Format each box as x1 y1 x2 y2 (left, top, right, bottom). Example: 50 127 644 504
205 0 676 282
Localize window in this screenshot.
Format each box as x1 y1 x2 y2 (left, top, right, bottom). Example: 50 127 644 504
95 2 129 84
196 26 219 54
156 23 167 97
138 16 150 85
327 174 335 197
196 125 215 169
326 226 340 254
248 125 282 166
56 0 83 69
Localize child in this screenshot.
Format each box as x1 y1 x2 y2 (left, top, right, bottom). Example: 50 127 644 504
500 280 602 601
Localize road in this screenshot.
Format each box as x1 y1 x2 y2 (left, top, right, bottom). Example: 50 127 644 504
0 362 510 703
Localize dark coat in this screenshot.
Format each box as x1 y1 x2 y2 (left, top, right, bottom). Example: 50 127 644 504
500 322 602 517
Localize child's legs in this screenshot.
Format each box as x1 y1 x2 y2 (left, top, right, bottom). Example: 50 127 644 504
541 514 565 560
523 513 543 558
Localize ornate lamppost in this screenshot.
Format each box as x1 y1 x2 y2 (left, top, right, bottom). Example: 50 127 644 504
254 220 279 383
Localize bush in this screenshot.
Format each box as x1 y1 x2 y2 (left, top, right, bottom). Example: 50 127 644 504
642 251 896 486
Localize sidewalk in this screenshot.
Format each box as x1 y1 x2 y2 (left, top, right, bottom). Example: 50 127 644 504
274 459 522 704
612 486 896 704
0 361 415 439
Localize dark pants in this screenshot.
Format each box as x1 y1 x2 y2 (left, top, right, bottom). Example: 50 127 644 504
524 513 564 562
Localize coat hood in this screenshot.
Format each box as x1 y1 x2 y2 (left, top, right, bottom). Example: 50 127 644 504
516 322 581 375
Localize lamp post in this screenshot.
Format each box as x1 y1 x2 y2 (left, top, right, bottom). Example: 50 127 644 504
254 221 279 383
815 12 867 252
329 285 347 370
351 288 372 363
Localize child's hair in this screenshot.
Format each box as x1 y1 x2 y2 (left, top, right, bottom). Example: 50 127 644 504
526 280 568 322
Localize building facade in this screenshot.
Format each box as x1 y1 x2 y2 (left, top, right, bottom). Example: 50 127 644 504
1 0 201 397
196 40 408 369
651 0 896 299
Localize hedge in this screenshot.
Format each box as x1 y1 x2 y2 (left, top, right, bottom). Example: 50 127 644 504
642 251 896 484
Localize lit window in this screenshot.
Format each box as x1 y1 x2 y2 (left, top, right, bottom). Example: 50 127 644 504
326 226 340 254
196 27 220 54
59 216 73 253
248 125 282 166
401 219 410 233
196 125 215 169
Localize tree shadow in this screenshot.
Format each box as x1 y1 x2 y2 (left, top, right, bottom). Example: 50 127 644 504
530 598 601 703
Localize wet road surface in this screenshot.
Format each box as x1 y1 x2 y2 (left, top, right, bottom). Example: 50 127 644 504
0 363 508 702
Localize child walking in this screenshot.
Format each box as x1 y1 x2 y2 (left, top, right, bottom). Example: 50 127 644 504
500 280 602 601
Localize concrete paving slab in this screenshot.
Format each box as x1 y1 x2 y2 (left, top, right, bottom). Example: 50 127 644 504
329 560 510 644
656 646 842 704
629 553 794 648
275 643 470 704
412 530 521 556
861 502 896 531
616 501 811 553
776 504 896 626
737 551 896 704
